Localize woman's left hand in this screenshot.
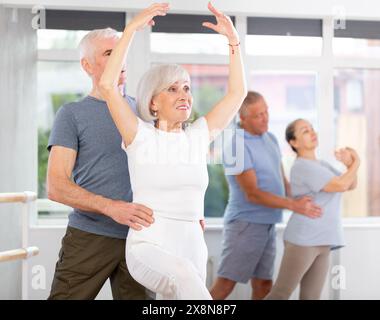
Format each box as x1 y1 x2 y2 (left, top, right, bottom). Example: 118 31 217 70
202 2 239 43
346 147 360 165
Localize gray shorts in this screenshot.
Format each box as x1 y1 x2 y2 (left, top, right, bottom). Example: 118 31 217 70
217 220 276 283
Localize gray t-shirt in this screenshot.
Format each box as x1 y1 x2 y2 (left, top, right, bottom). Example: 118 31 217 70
284 157 344 250
48 95 136 239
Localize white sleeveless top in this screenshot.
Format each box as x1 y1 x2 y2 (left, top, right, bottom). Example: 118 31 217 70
123 117 210 221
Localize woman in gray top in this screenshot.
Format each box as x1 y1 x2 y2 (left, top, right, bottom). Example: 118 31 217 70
265 118 360 300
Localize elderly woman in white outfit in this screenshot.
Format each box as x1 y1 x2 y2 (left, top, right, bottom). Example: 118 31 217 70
99 2 247 299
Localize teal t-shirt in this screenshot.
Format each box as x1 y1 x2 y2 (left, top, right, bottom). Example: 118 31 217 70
284 158 344 250
48 95 137 239
223 128 285 224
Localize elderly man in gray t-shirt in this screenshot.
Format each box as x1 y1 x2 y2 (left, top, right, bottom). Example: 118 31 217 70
47 28 154 299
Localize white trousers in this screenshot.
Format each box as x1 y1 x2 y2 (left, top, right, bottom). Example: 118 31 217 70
126 215 212 300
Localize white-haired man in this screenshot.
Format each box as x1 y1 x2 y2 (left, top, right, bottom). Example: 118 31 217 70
47 28 153 299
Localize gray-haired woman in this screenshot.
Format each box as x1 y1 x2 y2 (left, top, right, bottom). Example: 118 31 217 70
99 2 246 299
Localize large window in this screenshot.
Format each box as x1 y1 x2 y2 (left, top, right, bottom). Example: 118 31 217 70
37 60 91 199
246 35 322 56
37 60 91 223
333 38 380 58
150 13 232 55
332 20 380 217
151 33 228 55
249 71 318 169
246 17 322 56
334 20 380 58
245 17 321 184
37 29 93 222
245 71 317 221
334 69 380 217
38 29 88 50
182 64 229 217
36 14 380 223
37 29 230 220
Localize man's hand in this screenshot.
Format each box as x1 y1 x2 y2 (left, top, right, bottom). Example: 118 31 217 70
290 196 322 219
104 200 154 230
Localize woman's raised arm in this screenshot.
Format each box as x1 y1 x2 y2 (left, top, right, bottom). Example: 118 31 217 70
323 148 360 193
203 2 247 141
99 3 169 146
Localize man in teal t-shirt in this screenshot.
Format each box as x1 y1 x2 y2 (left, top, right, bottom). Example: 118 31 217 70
210 91 322 300
47 28 153 300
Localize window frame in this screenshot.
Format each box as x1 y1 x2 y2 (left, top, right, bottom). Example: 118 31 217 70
37 14 380 224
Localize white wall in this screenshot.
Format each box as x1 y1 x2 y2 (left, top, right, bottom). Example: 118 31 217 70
0 6 37 299
339 226 380 299
25 223 380 300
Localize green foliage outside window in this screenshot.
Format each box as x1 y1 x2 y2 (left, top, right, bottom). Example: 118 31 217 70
192 81 229 218
38 93 84 198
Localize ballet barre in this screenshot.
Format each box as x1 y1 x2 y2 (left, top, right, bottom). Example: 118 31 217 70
0 192 37 203
0 247 39 263
0 191 38 299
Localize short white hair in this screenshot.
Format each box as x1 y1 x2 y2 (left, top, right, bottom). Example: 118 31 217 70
78 27 119 61
136 64 191 122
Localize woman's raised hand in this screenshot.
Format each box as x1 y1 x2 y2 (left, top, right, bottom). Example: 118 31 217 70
202 2 239 43
335 148 353 167
347 147 360 165
128 3 169 31
335 147 360 168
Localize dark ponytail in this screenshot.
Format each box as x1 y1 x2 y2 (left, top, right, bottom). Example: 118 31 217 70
285 119 303 154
